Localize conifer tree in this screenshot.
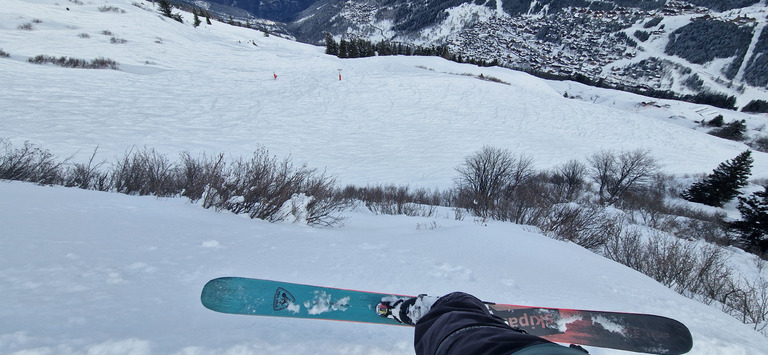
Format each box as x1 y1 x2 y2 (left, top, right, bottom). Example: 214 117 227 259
158 0 173 18
324 33 338 56
682 150 753 207
347 39 359 58
338 39 348 58
193 11 201 27
731 186 768 253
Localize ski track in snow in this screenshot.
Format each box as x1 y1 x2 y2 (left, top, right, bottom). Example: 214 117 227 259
736 14 766 82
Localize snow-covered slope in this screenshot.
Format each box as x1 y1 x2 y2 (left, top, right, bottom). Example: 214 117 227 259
2 181 768 354
2 0 768 189
314 0 768 103
2 1 768 354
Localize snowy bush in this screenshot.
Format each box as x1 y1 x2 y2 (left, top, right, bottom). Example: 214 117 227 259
222 149 308 221
63 147 109 191
604 229 768 334
455 146 534 218
0 140 65 185
587 149 659 206
549 160 588 203
540 203 619 250
301 176 349 226
27 55 119 69
110 37 128 44
175 148 346 225
1 140 767 332
492 174 553 225
178 152 227 207
341 184 440 217
98 5 126 13
112 147 179 196
604 230 733 295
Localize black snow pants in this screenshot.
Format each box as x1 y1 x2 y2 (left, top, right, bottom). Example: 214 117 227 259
413 292 588 355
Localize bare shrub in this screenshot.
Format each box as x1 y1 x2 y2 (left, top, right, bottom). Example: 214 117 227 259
0 140 344 225
112 147 179 196
178 152 227 208
0 49 9 58
90 57 119 69
302 175 349 226
494 174 553 225
18 23 33 30
223 148 310 221
750 136 768 153
28 55 118 69
602 230 748 312
0 140 65 185
343 184 438 217
588 149 659 206
550 160 587 202
455 146 534 218
99 5 126 13
541 203 619 250
63 147 109 190
723 277 768 335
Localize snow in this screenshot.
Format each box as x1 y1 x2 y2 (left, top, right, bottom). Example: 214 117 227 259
1 0 768 354
3 0 768 189
2 181 767 354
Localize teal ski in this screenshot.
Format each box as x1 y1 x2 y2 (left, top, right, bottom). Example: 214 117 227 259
201 277 406 325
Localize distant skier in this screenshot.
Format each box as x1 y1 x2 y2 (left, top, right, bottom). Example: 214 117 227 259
273 72 277 80
379 292 589 354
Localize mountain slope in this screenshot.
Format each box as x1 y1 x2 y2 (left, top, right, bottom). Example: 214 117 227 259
282 0 768 103
2 180 768 354
2 0 767 189
2 1 768 354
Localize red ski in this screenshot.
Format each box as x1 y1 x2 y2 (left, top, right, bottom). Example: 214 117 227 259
488 304 692 354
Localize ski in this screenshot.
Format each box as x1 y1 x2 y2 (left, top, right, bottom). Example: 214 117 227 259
201 277 693 354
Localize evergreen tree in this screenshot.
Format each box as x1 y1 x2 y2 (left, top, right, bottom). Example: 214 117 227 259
193 11 201 27
682 150 753 207
709 119 746 141
347 39 359 58
338 39 348 58
158 0 173 18
324 33 338 56
731 186 768 254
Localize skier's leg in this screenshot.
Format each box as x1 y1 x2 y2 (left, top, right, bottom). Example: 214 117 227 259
414 292 587 355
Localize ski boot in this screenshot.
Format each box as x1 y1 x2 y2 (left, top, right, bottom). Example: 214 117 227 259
376 294 439 325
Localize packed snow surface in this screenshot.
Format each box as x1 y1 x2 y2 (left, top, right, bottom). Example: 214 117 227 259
2 0 768 354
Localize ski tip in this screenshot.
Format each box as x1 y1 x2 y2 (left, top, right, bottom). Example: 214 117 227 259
200 277 235 312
